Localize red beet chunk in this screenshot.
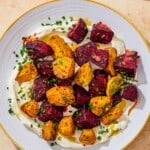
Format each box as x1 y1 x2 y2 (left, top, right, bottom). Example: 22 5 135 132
67 18 88 43
73 108 100 129
91 49 109 69
38 102 64 122
32 76 52 101
73 84 91 108
74 41 96 66
94 69 108 77
111 92 122 106
114 50 140 77
35 60 54 78
90 22 114 44
56 77 73 86
121 84 138 101
26 40 54 60
89 70 108 96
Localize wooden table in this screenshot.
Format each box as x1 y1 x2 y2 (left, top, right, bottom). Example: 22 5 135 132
0 0 150 150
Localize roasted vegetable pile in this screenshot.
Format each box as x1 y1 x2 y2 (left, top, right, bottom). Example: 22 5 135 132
15 18 140 145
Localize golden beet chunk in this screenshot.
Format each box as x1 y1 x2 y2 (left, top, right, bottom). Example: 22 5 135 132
15 63 37 84
46 86 75 106
101 106 123 125
52 57 75 79
79 129 96 145
89 96 111 116
106 75 123 97
44 35 73 58
21 100 38 117
106 47 117 76
74 62 93 87
58 116 75 137
42 121 56 141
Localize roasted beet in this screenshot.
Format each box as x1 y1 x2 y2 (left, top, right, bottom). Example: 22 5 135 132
89 70 108 96
111 91 122 106
35 60 54 78
73 84 91 107
90 48 109 69
67 18 88 43
94 69 108 77
38 103 64 122
114 50 140 77
121 84 138 101
56 77 73 86
32 76 52 101
73 108 100 129
90 22 114 44
26 40 54 60
74 42 96 66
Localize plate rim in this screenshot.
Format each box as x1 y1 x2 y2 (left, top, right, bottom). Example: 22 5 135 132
0 0 150 150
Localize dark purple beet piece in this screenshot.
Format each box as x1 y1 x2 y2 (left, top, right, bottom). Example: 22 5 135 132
73 108 100 129
56 77 73 86
26 40 54 60
89 70 108 96
121 84 138 101
90 22 114 44
32 76 52 102
90 49 109 69
35 60 54 78
38 103 64 122
67 18 88 43
114 50 140 77
111 92 122 106
73 84 91 108
94 69 108 77
74 41 96 66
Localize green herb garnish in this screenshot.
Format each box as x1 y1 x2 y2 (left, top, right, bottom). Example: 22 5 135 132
8 108 14 115
20 44 27 57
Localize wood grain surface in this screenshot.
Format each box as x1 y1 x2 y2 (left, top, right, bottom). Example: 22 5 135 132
0 0 150 150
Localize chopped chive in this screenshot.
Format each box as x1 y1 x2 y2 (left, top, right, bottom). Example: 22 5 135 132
58 136 62 141
8 108 14 115
62 16 66 20
20 44 27 57
37 124 41 128
41 23 45 26
55 20 62 26
69 16 73 21
17 98 20 101
97 136 101 140
113 120 119 124
50 142 55 146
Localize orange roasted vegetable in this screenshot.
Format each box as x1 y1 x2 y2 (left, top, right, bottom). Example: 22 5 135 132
42 121 56 141
46 86 75 106
101 106 123 125
52 57 75 79
89 96 111 116
58 116 75 137
79 129 96 145
21 100 38 117
15 62 37 84
106 47 117 76
44 35 73 58
74 62 93 87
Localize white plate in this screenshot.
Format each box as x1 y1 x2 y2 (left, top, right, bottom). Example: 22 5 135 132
0 0 150 150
